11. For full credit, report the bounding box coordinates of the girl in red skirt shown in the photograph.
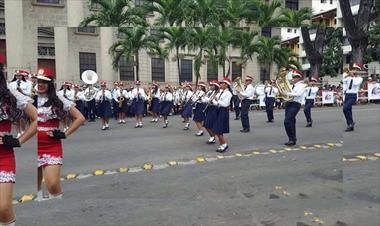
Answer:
[0,56,37,226]
[36,68,85,201]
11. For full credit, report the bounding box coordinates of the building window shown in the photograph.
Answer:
[151,57,165,82]
[119,57,135,81]
[77,27,97,34]
[180,59,193,82]
[0,23,5,35]
[261,27,271,37]
[285,0,298,10]
[207,62,218,81]
[330,0,333,4]
[287,28,292,33]
[38,46,55,57]
[79,53,96,78]
[231,62,242,81]
[36,0,60,4]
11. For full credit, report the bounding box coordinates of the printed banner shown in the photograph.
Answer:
[322,91,334,104]
[368,83,380,100]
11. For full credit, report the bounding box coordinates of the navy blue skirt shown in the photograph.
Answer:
[160,101,173,116]
[151,98,161,113]
[204,105,218,129]
[132,99,145,115]
[181,102,193,118]
[119,100,129,113]
[75,100,85,116]
[97,100,113,118]
[112,99,120,115]
[193,103,206,122]
[212,107,230,135]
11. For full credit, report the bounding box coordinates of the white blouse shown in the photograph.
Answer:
[37,93,75,122]
[0,88,32,122]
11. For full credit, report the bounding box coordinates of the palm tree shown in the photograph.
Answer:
[255,36,291,81]
[80,0,147,27]
[144,0,186,26]
[245,0,284,27]
[109,27,163,81]
[159,27,188,81]
[238,30,259,66]
[222,0,252,27]
[184,0,225,27]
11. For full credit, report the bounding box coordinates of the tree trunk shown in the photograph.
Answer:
[222,63,226,77]
[226,58,231,77]
[301,26,325,78]
[338,0,373,64]
[176,48,181,84]
[135,51,139,81]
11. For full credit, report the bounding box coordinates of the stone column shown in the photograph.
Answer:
[99,27,115,83]
[54,27,69,84]
[67,0,84,27]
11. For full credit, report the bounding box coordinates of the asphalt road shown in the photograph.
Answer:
[12,105,380,225]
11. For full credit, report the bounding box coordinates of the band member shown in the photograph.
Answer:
[283,70,306,146]
[111,81,120,120]
[264,80,278,123]
[96,81,113,130]
[36,68,85,201]
[150,82,161,123]
[203,80,219,144]
[231,84,241,120]
[0,58,37,226]
[160,85,173,128]
[237,75,255,133]
[131,81,147,128]
[343,63,364,132]
[114,82,128,124]
[193,81,207,136]
[173,86,181,115]
[9,70,31,138]
[303,77,319,127]
[84,84,98,122]
[73,84,85,118]
[58,82,74,131]
[181,83,194,130]
[212,78,233,152]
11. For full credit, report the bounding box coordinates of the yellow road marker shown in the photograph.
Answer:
[119,167,129,173]
[314,144,322,148]
[356,155,368,160]
[300,146,307,150]
[196,156,206,162]
[313,217,325,224]
[304,211,313,216]
[19,194,34,203]
[235,153,243,157]
[94,170,104,176]
[284,148,292,151]
[66,173,77,180]
[253,151,261,155]
[342,157,347,162]
[269,149,277,153]
[168,161,178,166]
[217,155,225,159]
[374,153,380,158]
[327,143,335,147]
[275,186,283,190]
[142,163,153,170]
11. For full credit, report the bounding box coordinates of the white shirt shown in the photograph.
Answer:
[73,90,85,101]
[304,86,319,100]
[95,89,112,102]
[152,89,161,99]
[182,90,194,102]
[9,80,31,96]
[131,87,147,100]
[212,89,232,108]
[264,86,278,98]
[343,76,363,94]
[57,89,74,101]
[113,89,129,102]
[161,92,173,102]
[84,87,98,101]
[287,81,306,104]
[239,84,255,100]
[192,90,206,103]
[203,90,216,104]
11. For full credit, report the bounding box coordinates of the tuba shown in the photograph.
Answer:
[274,67,294,102]
[233,77,244,93]
[118,87,125,108]
[81,70,98,101]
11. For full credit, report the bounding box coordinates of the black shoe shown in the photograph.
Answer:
[234,117,240,120]
[135,124,139,128]
[207,139,216,144]
[240,129,250,133]
[183,127,189,130]
[266,120,274,123]
[306,123,312,127]
[163,124,168,128]
[195,131,204,136]
[284,141,296,146]
[216,145,229,153]
[345,126,354,132]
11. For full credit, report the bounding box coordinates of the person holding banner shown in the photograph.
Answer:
[303,77,319,127]
[343,63,363,132]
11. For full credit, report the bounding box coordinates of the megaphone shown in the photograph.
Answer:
[81,70,98,85]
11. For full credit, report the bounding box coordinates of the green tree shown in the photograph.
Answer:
[80,0,147,26]
[320,27,343,77]
[145,0,186,26]
[109,27,163,81]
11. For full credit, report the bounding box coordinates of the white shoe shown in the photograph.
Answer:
[48,193,63,200]
[35,190,49,202]
[151,119,155,122]
[101,126,106,130]
[105,124,110,129]
[63,128,67,132]
[16,133,21,139]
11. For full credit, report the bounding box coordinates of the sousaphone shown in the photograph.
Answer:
[81,70,98,85]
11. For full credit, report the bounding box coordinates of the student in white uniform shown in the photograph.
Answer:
[343,63,364,132]
[264,80,278,123]
[236,75,255,133]
[131,81,147,128]
[160,85,174,128]
[57,81,74,131]
[95,81,113,130]
[303,77,319,127]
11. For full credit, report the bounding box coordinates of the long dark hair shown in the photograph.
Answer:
[0,64,22,120]
[41,80,66,119]
[11,74,27,82]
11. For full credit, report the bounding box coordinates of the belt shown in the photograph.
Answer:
[38,127,58,132]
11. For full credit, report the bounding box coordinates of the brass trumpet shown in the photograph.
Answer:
[274,67,294,102]
[118,87,125,108]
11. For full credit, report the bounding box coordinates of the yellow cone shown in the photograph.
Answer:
[19,194,34,203]
[94,170,104,176]
[143,163,153,170]
[196,156,206,162]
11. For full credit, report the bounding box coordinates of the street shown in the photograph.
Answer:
[13,105,379,225]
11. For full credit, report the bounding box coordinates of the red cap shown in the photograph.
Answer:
[0,54,5,65]
[352,63,363,71]
[100,81,107,86]
[37,68,55,81]
[292,70,304,79]
[63,81,72,86]
[198,81,206,87]
[221,77,232,86]
[310,77,318,82]
[135,80,141,85]
[74,84,80,88]
[186,83,192,89]
[210,80,220,87]
[245,75,254,81]
[113,81,119,85]
[119,81,124,86]
[15,69,29,76]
